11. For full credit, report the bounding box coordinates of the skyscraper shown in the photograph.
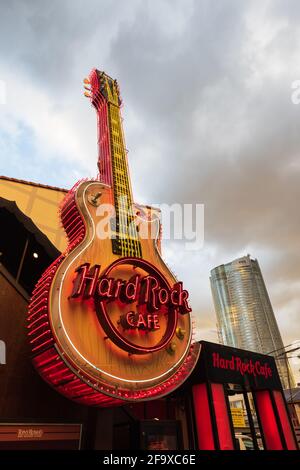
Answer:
[210,254,295,389]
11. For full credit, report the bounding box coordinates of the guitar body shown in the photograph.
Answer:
[27,71,199,406]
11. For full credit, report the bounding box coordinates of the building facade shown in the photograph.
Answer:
[0,180,297,450]
[0,67,297,450]
[210,255,295,390]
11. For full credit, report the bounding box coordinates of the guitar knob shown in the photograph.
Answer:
[176,327,186,340]
[166,341,177,355]
[88,192,101,206]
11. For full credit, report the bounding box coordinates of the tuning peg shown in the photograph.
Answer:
[84,91,91,98]
[83,77,90,84]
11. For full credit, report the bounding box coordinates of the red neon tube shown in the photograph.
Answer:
[272,390,297,450]
[211,383,234,450]
[192,383,215,450]
[254,390,283,449]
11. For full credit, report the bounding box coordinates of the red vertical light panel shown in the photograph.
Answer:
[192,383,215,450]
[254,390,283,450]
[211,383,234,450]
[272,391,298,450]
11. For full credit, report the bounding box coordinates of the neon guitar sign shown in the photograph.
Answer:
[71,257,191,354]
[27,69,200,406]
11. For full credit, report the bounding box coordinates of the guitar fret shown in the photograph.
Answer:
[107,103,142,257]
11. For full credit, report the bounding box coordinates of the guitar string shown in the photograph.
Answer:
[108,102,141,257]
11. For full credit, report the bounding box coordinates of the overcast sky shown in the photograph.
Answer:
[1,0,300,382]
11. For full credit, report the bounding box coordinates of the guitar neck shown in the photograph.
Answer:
[93,71,141,257]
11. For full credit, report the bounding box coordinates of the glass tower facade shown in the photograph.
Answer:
[210,255,295,389]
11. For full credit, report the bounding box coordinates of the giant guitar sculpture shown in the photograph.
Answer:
[27,69,200,406]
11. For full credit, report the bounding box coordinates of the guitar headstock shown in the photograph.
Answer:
[83,69,121,107]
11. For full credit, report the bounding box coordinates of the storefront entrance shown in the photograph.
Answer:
[189,341,298,450]
[227,385,263,449]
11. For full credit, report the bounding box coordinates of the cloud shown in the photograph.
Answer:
[0,0,300,382]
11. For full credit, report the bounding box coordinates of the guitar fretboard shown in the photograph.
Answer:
[108,103,142,258]
[93,71,141,258]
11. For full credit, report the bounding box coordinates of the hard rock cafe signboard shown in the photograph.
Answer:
[72,258,192,355]
[27,69,199,406]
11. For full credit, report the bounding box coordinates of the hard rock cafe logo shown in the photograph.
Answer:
[212,352,273,379]
[70,257,191,355]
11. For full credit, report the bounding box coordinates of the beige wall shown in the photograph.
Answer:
[295,403,300,425]
[0,177,67,252]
